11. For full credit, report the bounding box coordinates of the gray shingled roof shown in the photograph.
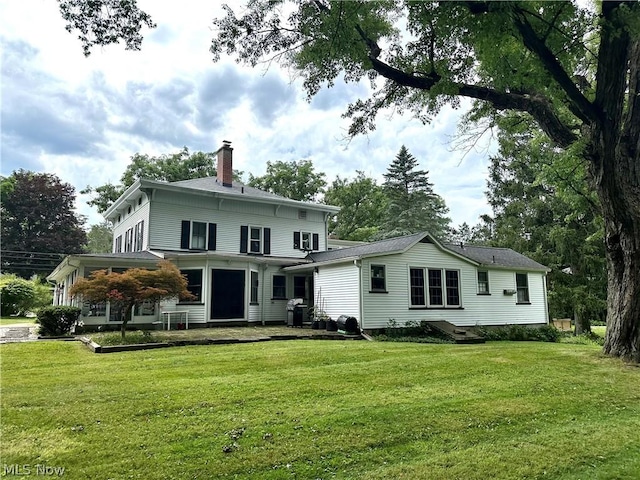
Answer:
[171,177,288,201]
[309,232,425,263]
[445,243,548,271]
[309,232,548,271]
[169,177,340,213]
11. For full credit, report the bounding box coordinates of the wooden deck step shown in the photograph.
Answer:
[424,321,486,344]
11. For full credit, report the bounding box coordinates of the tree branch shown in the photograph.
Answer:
[353,10,577,148]
[511,6,599,125]
[364,52,577,147]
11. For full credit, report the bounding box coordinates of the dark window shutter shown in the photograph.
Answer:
[312,233,319,251]
[263,228,271,254]
[181,221,191,249]
[140,220,144,251]
[240,226,248,253]
[208,223,217,251]
[293,231,300,249]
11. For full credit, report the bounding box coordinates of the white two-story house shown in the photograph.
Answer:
[48,140,550,332]
[48,141,339,329]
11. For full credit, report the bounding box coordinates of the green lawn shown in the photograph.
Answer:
[0,316,36,326]
[1,340,639,480]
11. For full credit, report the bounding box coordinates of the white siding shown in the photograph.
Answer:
[314,263,361,322]
[356,242,548,329]
[112,202,150,252]
[170,257,292,325]
[148,191,327,257]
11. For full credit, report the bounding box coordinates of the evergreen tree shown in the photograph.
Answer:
[382,146,450,239]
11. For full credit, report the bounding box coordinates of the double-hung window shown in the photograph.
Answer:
[250,227,262,253]
[445,271,460,306]
[293,231,319,251]
[370,265,386,292]
[409,268,426,306]
[301,232,311,250]
[477,271,490,294]
[516,273,530,303]
[181,221,217,251]
[410,267,461,308]
[240,226,271,254]
[428,269,444,306]
[191,222,207,250]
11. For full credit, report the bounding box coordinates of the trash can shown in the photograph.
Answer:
[287,298,306,327]
[336,315,359,334]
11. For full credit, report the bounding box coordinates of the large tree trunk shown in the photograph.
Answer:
[600,200,640,363]
[589,11,640,363]
[590,122,640,362]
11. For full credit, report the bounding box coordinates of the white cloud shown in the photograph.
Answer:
[0,0,493,230]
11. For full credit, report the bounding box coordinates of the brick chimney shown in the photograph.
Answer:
[216,140,233,187]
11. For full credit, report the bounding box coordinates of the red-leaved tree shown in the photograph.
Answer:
[69,261,193,338]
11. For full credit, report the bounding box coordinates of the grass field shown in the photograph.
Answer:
[1,340,638,479]
[0,316,36,326]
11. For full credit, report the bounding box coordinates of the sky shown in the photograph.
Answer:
[1,0,495,229]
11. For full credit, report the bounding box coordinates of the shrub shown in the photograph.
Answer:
[559,332,605,346]
[0,275,35,316]
[32,279,53,310]
[477,324,561,343]
[0,274,52,316]
[36,306,81,336]
[95,331,156,346]
[533,325,562,342]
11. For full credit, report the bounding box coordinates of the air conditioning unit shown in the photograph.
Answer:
[503,289,517,295]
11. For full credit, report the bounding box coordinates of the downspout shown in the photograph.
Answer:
[324,213,330,250]
[260,263,267,326]
[354,259,364,332]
